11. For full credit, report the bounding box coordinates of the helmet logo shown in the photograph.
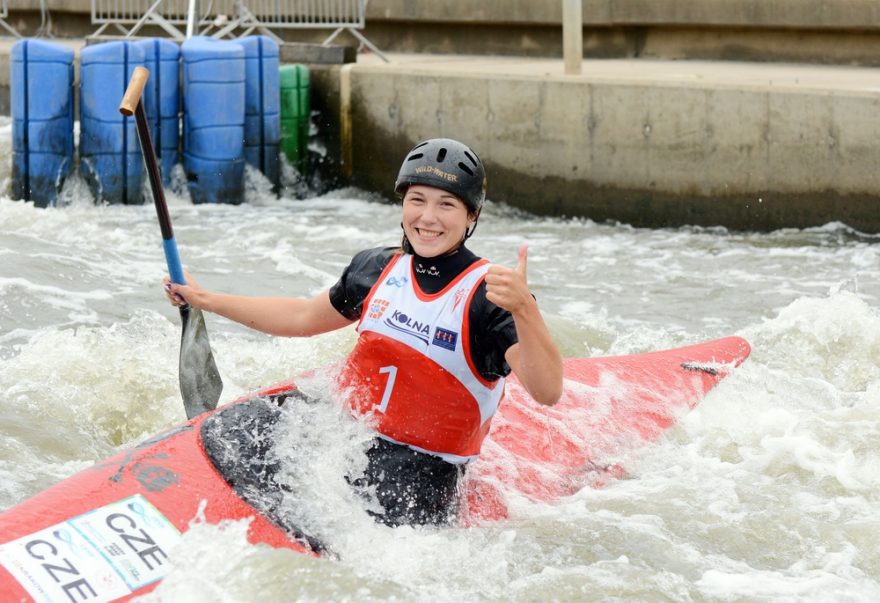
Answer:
[414,165,459,183]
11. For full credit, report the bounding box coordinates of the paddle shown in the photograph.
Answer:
[120,66,223,419]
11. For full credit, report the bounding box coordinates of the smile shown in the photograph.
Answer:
[415,228,443,238]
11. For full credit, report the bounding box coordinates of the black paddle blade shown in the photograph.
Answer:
[178,306,223,419]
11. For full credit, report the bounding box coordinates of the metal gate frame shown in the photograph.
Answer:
[90,0,229,41]
[89,0,388,61]
[0,0,22,38]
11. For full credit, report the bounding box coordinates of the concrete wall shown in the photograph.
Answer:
[368,0,880,28]
[13,0,880,28]
[328,60,880,231]
[7,0,880,64]
[357,0,880,65]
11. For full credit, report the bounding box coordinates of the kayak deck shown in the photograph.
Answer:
[463,336,750,520]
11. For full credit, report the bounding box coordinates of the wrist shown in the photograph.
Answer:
[198,291,215,313]
[511,296,540,322]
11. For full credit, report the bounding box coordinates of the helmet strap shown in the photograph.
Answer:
[464,209,481,240]
[400,223,414,254]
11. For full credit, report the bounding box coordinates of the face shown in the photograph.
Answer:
[402,185,475,257]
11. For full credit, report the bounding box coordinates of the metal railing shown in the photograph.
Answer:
[89,0,387,60]
[91,0,231,40]
[0,0,22,38]
[229,0,365,28]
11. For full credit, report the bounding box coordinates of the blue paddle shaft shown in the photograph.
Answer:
[163,236,187,285]
[130,93,186,288]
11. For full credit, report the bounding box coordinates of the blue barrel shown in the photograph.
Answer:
[10,40,75,208]
[181,36,245,204]
[236,36,280,190]
[79,41,146,205]
[135,38,180,186]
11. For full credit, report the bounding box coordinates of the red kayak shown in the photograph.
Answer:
[0,336,749,602]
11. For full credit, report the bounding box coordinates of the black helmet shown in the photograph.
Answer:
[394,138,486,213]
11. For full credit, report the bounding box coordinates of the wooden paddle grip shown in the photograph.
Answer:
[119,67,150,116]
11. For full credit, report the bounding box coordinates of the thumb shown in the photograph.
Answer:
[516,244,528,277]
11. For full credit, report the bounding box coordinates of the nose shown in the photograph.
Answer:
[419,201,438,223]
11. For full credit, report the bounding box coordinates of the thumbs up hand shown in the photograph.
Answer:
[487,244,563,406]
[485,244,535,316]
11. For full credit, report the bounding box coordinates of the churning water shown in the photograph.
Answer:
[1,120,879,601]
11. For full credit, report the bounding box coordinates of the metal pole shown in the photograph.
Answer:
[186,0,198,37]
[563,0,582,75]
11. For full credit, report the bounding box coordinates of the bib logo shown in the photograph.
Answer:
[384,310,431,345]
[432,327,458,351]
[452,288,467,312]
[386,276,408,288]
[367,298,390,320]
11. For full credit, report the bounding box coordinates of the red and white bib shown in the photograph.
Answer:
[337,253,505,463]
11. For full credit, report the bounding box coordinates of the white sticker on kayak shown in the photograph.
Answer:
[0,494,181,603]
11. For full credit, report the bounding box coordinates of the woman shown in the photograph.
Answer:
[165,138,563,526]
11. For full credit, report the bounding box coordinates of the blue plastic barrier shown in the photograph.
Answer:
[236,36,281,190]
[181,36,245,204]
[135,38,180,186]
[79,41,146,205]
[10,40,75,208]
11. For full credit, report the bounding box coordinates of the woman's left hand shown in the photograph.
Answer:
[489,244,563,406]
[485,244,536,316]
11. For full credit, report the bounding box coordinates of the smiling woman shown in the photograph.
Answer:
[163,137,563,527]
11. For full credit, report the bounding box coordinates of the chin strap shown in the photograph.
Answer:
[400,228,414,254]
[464,208,481,240]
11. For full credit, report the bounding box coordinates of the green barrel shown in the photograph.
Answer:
[279,64,310,176]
